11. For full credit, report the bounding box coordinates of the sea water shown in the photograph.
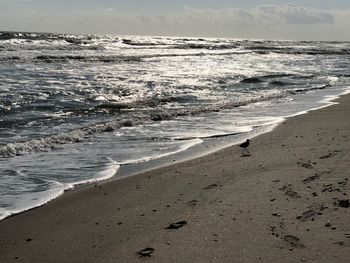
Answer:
[0,32,349,220]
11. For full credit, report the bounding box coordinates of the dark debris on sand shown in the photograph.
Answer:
[138,247,155,257]
[338,199,350,208]
[165,221,187,230]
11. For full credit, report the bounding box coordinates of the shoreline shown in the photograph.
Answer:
[0,86,348,222]
[1,92,350,262]
[115,87,349,179]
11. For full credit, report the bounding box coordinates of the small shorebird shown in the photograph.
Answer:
[239,139,250,155]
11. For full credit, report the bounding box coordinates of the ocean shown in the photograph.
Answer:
[0,31,349,220]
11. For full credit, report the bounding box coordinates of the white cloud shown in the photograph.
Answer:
[0,4,349,40]
[158,4,346,40]
[254,4,334,25]
[182,4,335,27]
[124,4,344,40]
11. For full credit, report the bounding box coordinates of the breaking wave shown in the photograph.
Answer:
[0,90,287,158]
[0,51,251,64]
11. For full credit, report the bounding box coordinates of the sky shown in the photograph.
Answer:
[1,0,350,40]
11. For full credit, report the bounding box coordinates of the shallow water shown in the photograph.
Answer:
[0,32,349,220]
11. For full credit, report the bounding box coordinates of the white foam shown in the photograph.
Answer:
[66,158,120,187]
[0,182,66,221]
[0,208,12,221]
[119,138,203,165]
[284,86,350,119]
[0,158,120,221]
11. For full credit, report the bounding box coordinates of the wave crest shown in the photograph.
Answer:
[0,90,287,158]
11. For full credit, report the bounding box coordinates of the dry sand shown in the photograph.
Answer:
[1,94,350,263]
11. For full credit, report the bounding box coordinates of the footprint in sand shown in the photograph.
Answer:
[297,210,316,222]
[280,185,301,199]
[297,159,314,169]
[284,235,305,249]
[204,184,218,190]
[187,200,199,207]
[303,174,320,183]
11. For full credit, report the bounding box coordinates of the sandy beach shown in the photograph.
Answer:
[1,93,350,263]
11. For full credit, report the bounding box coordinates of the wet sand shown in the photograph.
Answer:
[1,94,350,263]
